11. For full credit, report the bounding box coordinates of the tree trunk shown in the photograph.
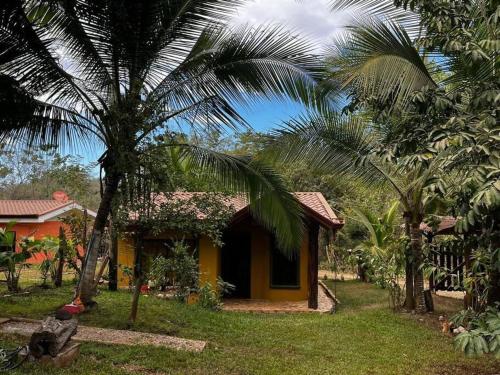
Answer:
[463,236,474,309]
[29,317,77,358]
[128,234,144,326]
[487,233,500,306]
[403,214,415,310]
[77,171,121,305]
[54,227,67,287]
[410,221,426,313]
[108,214,118,291]
[308,222,319,309]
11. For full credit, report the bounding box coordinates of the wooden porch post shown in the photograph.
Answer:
[308,222,320,309]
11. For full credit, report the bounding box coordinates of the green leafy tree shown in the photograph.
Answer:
[330,0,500,308]
[270,111,445,312]
[0,0,322,305]
[0,147,100,209]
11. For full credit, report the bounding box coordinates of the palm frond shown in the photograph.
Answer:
[175,144,304,254]
[152,24,325,117]
[0,1,101,112]
[269,110,404,195]
[330,20,436,110]
[329,0,421,36]
[0,97,102,152]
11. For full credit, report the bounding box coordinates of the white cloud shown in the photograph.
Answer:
[231,0,347,51]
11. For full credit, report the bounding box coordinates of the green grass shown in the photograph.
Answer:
[1,281,498,374]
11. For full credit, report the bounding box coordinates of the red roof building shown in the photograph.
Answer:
[0,192,96,263]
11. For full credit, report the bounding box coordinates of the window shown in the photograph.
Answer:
[0,231,16,253]
[270,243,300,288]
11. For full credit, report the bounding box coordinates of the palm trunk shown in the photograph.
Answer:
[410,221,426,313]
[403,214,415,310]
[77,171,121,305]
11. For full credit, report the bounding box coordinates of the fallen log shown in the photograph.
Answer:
[28,317,77,358]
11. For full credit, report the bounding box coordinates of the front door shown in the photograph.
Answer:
[220,233,251,298]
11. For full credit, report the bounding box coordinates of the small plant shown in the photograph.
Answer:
[198,282,220,310]
[166,241,199,301]
[197,277,235,311]
[37,236,59,287]
[120,265,134,291]
[451,304,500,358]
[148,255,170,290]
[144,241,199,300]
[0,229,39,292]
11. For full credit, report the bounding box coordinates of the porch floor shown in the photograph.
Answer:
[223,284,334,313]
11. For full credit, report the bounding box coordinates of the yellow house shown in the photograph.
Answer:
[117,192,343,309]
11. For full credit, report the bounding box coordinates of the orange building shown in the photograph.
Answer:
[0,192,96,263]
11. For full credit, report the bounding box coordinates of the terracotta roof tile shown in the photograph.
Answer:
[0,200,74,217]
[420,216,457,235]
[147,192,343,228]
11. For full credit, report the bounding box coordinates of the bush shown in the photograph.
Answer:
[452,304,500,358]
[144,241,199,301]
[197,277,235,311]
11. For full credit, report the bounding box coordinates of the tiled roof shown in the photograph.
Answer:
[0,200,74,217]
[294,192,342,226]
[149,192,343,228]
[420,216,457,235]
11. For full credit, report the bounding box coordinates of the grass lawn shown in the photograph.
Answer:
[0,280,498,374]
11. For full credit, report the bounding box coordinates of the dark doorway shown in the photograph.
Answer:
[221,233,251,298]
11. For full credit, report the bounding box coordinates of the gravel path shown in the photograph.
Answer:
[0,319,206,352]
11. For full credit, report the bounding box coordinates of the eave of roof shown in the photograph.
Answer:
[0,200,97,223]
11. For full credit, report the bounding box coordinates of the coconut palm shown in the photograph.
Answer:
[329,19,437,113]
[0,0,322,305]
[270,110,444,312]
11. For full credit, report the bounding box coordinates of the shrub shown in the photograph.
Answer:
[0,231,39,292]
[197,277,235,311]
[452,304,500,358]
[144,241,199,301]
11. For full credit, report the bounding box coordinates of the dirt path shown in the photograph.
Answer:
[0,318,206,352]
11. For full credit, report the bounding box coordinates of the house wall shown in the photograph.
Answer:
[0,221,66,264]
[249,227,309,301]
[116,226,311,302]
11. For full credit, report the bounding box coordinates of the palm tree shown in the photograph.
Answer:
[354,200,400,255]
[0,0,322,305]
[353,201,405,308]
[270,110,443,312]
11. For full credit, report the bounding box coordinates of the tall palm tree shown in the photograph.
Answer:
[0,0,321,305]
[270,110,443,312]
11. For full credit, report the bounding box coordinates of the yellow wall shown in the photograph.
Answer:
[249,227,309,301]
[117,228,310,302]
[198,235,220,288]
[117,236,135,287]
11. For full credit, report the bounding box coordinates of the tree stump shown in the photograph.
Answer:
[424,289,434,312]
[28,317,77,358]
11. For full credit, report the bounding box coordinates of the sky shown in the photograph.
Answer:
[229,0,342,132]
